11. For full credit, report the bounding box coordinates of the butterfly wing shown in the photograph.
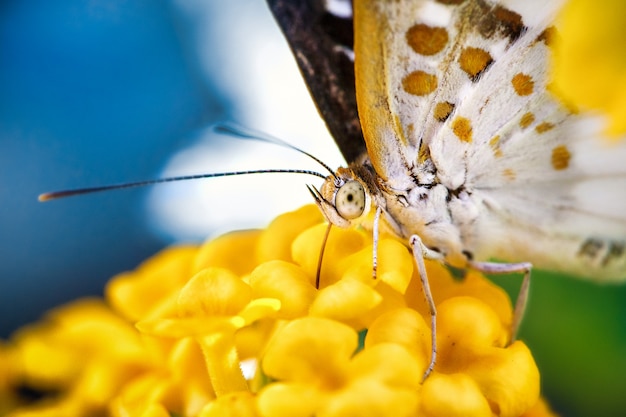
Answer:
[353,0,626,280]
[267,0,366,163]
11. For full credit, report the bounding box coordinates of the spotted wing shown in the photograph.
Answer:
[353,0,626,280]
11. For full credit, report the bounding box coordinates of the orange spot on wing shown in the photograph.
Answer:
[535,122,554,133]
[551,145,571,170]
[477,4,525,42]
[512,73,534,96]
[406,24,449,56]
[502,168,516,180]
[519,112,535,129]
[489,135,503,157]
[537,26,557,46]
[458,47,493,81]
[451,117,473,143]
[434,101,455,122]
[493,6,524,40]
[403,71,438,96]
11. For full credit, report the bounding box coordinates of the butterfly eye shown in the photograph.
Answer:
[335,180,366,220]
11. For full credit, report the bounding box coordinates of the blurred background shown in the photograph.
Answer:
[0,1,625,416]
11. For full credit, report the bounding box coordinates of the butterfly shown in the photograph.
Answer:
[268,0,626,378]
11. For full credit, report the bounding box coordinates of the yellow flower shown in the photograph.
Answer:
[110,337,215,417]
[1,342,22,415]
[553,0,626,136]
[5,299,154,416]
[257,317,422,417]
[2,205,553,417]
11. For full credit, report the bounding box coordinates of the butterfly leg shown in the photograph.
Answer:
[371,206,383,279]
[468,261,532,342]
[409,234,442,382]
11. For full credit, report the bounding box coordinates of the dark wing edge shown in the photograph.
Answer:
[266,0,366,163]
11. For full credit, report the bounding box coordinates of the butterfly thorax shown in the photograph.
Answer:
[318,153,478,269]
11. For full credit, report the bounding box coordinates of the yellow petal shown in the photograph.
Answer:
[436,297,508,372]
[177,268,252,318]
[13,323,78,387]
[420,373,491,417]
[106,245,198,321]
[248,260,317,318]
[406,262,513,330]
[341,239,413,294]
[348,343,422,390]
[197,331,249,396]
[309,279,382,329]
[200,391,258,417]
[0,343,20,414]
[321,378,419,417]
[257,382,321,417]
[109,373,173,417]
[73,359,142,406]
[193,230,262,276]
[465,342,540,417]
[235,318,276,360]
[256,204,324,263]
[165,338,216,415]
[262,317,357,385]
[14,299,147,387]
[292,224,367,286]
[237,298,282,325]
[136,316,244,338]
[138,403,172,417]
[365,308,431,365]
[168,338,212,387]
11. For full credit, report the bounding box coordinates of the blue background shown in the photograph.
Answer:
[0,0,231,336]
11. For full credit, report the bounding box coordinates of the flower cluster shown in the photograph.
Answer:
[1,205,554,416]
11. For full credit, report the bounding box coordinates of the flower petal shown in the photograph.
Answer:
[262,317,357,385]
[257,204,324,263]
[248,260,317,318]
[200,391,258,417]
[178,268,252,318]
[465,342,540,417]
[106,246,198,321]
[341,239,414,294]
[348,343,422,390]
[365,308,431,366]
[193,230,262,276]
[257,382,321,417]
[436,297,508,371]
[321,378,419,417]
[309,279,382,329]
[420,373,491,417]
[292,224,367,285]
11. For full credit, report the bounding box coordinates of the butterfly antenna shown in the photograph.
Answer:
[213,123,337,179]
[39,169,326,202]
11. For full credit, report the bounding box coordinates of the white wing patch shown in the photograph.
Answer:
[358,0,626,280]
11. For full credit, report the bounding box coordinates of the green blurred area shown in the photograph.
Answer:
[489,271,626,417]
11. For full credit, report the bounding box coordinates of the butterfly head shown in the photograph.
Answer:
[308,167,377,228]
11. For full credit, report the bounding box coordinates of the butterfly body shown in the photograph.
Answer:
[310,0,626,283]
